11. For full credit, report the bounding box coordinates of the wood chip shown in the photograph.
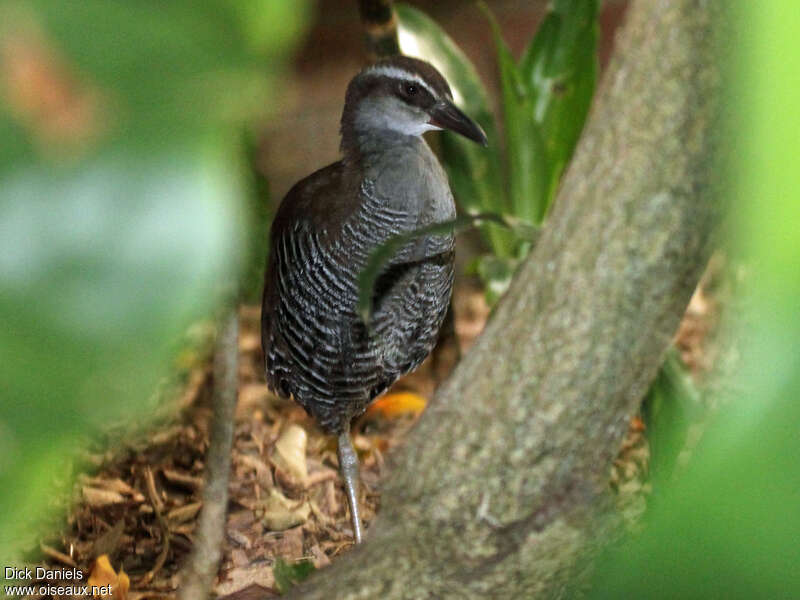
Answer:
[237,454,273,490]
[309,544,331,568]
[166,502,202,525]
[92,519,126,559]
[306,468,337,487]
[237,383,271,420]
[227,529,253,550]
[81,476,145,502]
[161,469,203,492]
[83,486,126,507]
[230,548,250,568]
[40,543,78,567]
[218,583,278,600]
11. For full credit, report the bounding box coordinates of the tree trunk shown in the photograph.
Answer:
[293,0,719,596]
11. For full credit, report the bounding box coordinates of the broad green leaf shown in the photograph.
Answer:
[520,0,598,217]
[481,3,550,226]
[240,128,274,301]
[396,3,514,257]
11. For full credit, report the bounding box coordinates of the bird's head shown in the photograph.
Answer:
[341,56,488,148]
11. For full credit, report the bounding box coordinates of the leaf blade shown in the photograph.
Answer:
[519,0,599,217]
[396,3,514,256]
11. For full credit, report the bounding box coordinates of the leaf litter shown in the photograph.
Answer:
[27,268,721,598]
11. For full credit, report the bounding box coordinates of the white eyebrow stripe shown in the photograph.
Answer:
[365,65,438,99]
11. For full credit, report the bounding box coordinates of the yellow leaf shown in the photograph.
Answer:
[366,392,427,418]
[88,554,129,599]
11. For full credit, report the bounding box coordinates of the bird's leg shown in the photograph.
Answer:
[337,426,364,543]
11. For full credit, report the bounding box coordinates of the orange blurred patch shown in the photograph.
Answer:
[365,392,427,419]
[87,554,129,599]
[0,11,108,156]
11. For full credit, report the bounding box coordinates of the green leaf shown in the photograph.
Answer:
[642,348,705,486]
[475,254,518,305]
[274,558,315,594]
[519,0,599,217]
[480,2,550,226]
[395,3,514,257]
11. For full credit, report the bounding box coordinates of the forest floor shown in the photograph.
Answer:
[27,257,723,600]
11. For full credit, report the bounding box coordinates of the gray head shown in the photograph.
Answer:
[340,56,487,152]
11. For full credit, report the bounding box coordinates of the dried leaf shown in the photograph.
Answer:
[214,565,276,597]
[270,526,304,560]
[238,453,273,489]
[366,392,428,419]
[309,544,331,568]
[261,489,310,531]
[167,501,202,525]
[237,383,271,418]
[87,554,129,599]
[83,487,126,507]
[161,469,203,491]
[271,425,308,484]
[82,476,145,501]
[218,583,278,600]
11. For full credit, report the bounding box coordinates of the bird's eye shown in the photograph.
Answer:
[405,83,418,96]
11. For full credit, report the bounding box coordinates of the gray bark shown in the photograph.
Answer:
[293,0,720,596]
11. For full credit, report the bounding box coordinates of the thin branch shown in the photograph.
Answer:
[179,309,239,600]
[141,466,170,585]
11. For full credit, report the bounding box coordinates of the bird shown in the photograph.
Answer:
[261,55,487,543]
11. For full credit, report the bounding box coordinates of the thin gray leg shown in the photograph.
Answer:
[337,427,363,543]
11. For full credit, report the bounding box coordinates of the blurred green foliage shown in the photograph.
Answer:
[642,348,704,488]
[589,4,800,597]
[0,0,309,561]
[397,1,597,301]
[273,558,315,595]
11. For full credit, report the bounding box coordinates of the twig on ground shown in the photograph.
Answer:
[141,466,171,584]
[178,309,239,600]
[40,543,78,568]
